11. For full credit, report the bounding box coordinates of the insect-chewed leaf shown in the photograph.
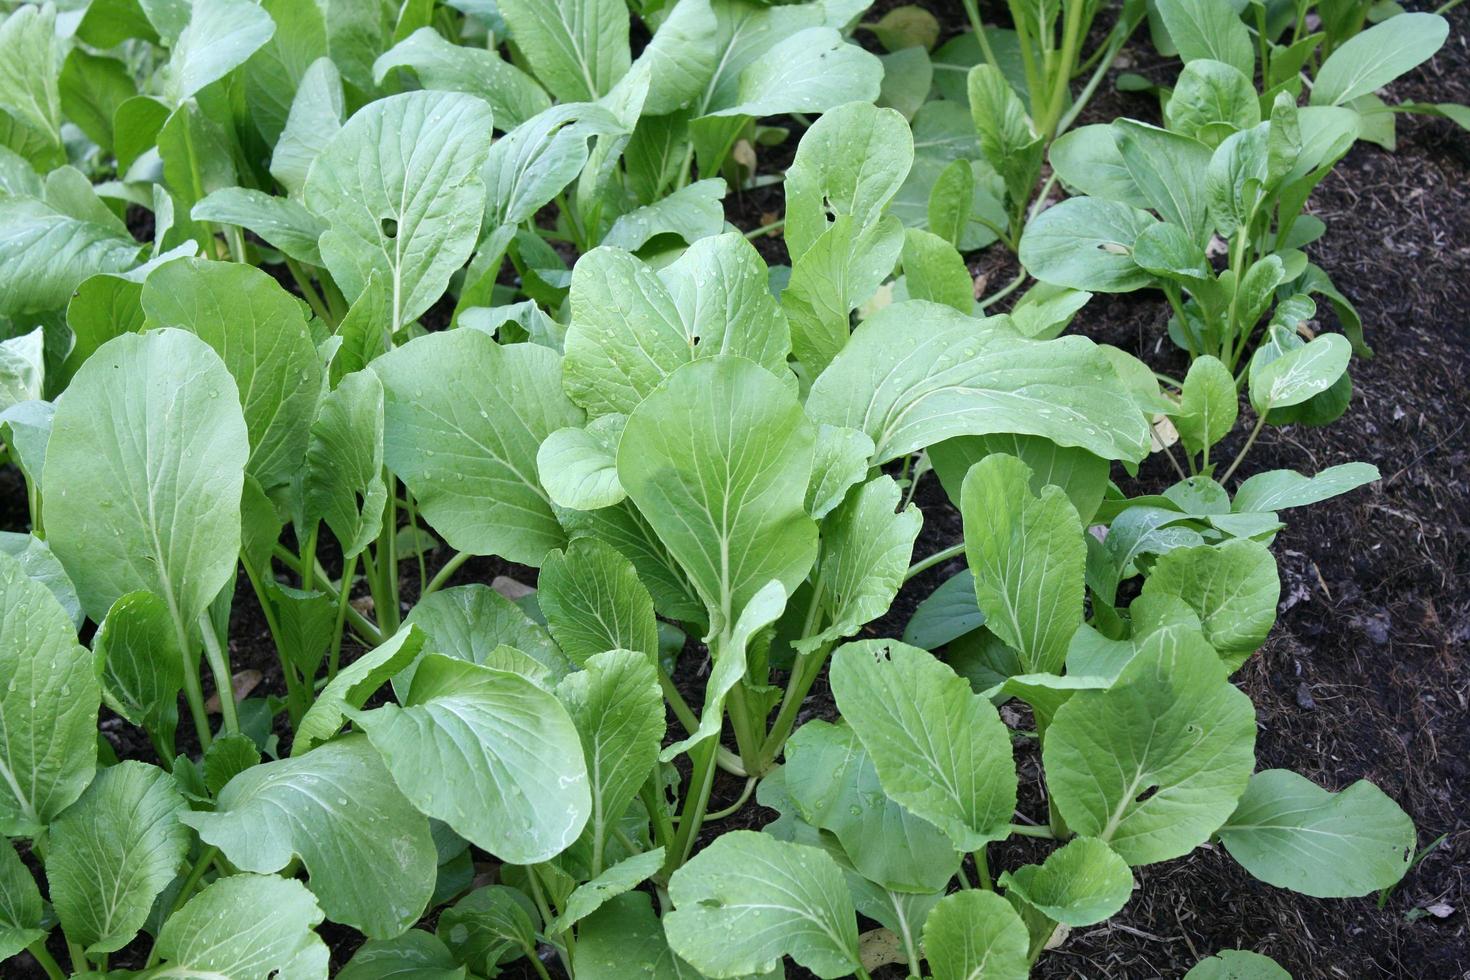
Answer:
[152,873,330,978]
[1217,769,1415,898]
[43,329,248,625]
[355,654,590,864]
[1140,538,1279,668]
[830,639,1017,851]
[47,761,188,954]
[182,735,437,938]
[1184,949,1291,979]
[807,301,1151,464]
[666,830,862,979]
[540,539,659,665]
[921,890,1030,980]
[997,836,1134,927]
[1019,196,1160,293]
[304,90,493,333]
[961,453,1085,674]
[1043,627,1256,865]
[374,329,580,567]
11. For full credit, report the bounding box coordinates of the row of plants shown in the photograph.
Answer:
[0,0,1454,977]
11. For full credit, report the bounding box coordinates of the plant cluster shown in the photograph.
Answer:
[0,0,1451,978]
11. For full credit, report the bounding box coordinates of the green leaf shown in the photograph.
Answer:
[183,735,436,938]
[666,830,861,979]
[397,585,567,696]
[784,101,912,261]
[374,329,579,565]
[242,0,327,144]
[1140,539,1279,666]
[95,590,183,757]
[1155,0,1253,78]
[152,874,329,978]
[1233,462,1379,512]
[44,329,247,623]
[1019,197,1160,293]
[931,432,1109,525]
[564,232,792,418]
[601,178,728,252]
[806,424,875,521]
[496,0,629,102]
[878,46,933,119]
[928,157,974,248]
[1175,356,1238,457]
[1166,60,1261,147]
[547,847,665,934]
[556,650,663,866]
[163,0,276,103]
[1049,124,1148,207]
[294,624,426,755]
[1184,949,1291,979]
[191,188,325,266]
[704,28,882,122]
[1217,768,1415,898]
[0,197,141,318]
[0,840,44,960]
[47,761,188,954]
[921,890,1030,980]
[1113,120,1214,245]
[966,64,1043,206]
[539,539,658,664]
[356,654,590,863]
[902,568,984,650]
[1043,628,1256,865]
[807,301,1151,464]
[304,91,494,334]
[961,453,1085,674]
[340,930,466,980]
[997,836,1133,926]
[618,355,816,634]
[830,639,1017,851]
[59,49,136,154]
[560,501,706,627]
[142,258,322,492]
[373,27,550,132]
[784,214,906,377]
[537,414,626,511]
[901,227,973,313]
[785,720,960,893]
[269,56,343,196]
[576,891,717,980]
[1312,13,1448,107]
[303,369,386,558]
[0,5,62,159]
[435,885,537,975]
[1248,331,1351,414]
[0,328,43,413]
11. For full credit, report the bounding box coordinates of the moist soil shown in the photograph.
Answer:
[8,3,1468,977]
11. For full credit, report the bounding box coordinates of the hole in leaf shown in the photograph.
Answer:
[1135,784,1159,804]
[381,217,399,239]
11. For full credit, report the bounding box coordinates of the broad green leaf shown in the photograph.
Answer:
[537,414,626,511]
[564,232,792,418]
[1019,197,1160,293]
[799,476,921,653]
[1175,356,1238,457]
[48,761,188,954]
[95,590,183,757]
[142,259,322,492]
[577,891,719,980]
[269,56,343,196]
[294,624,426,754]
[921,890,1030,980]
[374,329,579,565]
[784,214,906,377]
[0,197,141,317]
[1113,120,1213,244]
[1141,538,1278,666]
[0,327,42,412]
[243,0,327,144]
[539,539,658,664]
[397,585,567,696]
[967,64,1042,205]
[928,157,974,247]
[1217,768,1414,898]
[1248,332,1351,414]
[996,836,1133,926]
[183,735,436,938]
[830,639,1017,851]
[618,356,816,634]
[356,654,590,863]
[0,840,43,959]
[1233,462,1379,512]
[961,453,1085,674]
[303,369,386,558]
[807,301,1151,464]
[44,329,247,624]
[560,501,707,627]
[1166,60,1261,147]
[931,432,1110,524]
[163,0,276,103]
[191,188,325,266]
[634,0,719,116]
[304,91,494,334]
[901,227,973,313]
[1155,0,1253,78]
[901,568,984,650]
[497,0,630,102]
[1184,949,1291,979]
[1312,13,1448,108]
[0,533,75,633]
[601,177,727,252]
[666,830,861,979]
[1043,628,1256,865]
[785,720,960,894]
[547,848,665,934]
[0,5,62,159]
[435,885,537,975]
[556,650,663,868]
[1049,124,1148,207]
[806,424,875,520]
[878,46,933,119]
[203,733,260,795]
[152,874,329,978]
[340,930,466,980]
[59,49,135,154]
[703,27,882,122]
[481,103,623,229]
[784,101,912,261]
[374,27,550,131]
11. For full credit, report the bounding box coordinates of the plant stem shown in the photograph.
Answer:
[973,846,993,890]
[284,258,334,325]
[1222,409,1269,483]
[327,552,359,683]
[422,549,470,598]
[743,217,785,240]
[198,614,240,737]
[904,541,965,582]
[1009,822,1056,839]
[240,559,305,723]
[26,941,64,980]
[173,616,212,752]
[704,778,757,821]
[667,735,721,872]
[273,546,384,645]
[978,268,1029,311]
